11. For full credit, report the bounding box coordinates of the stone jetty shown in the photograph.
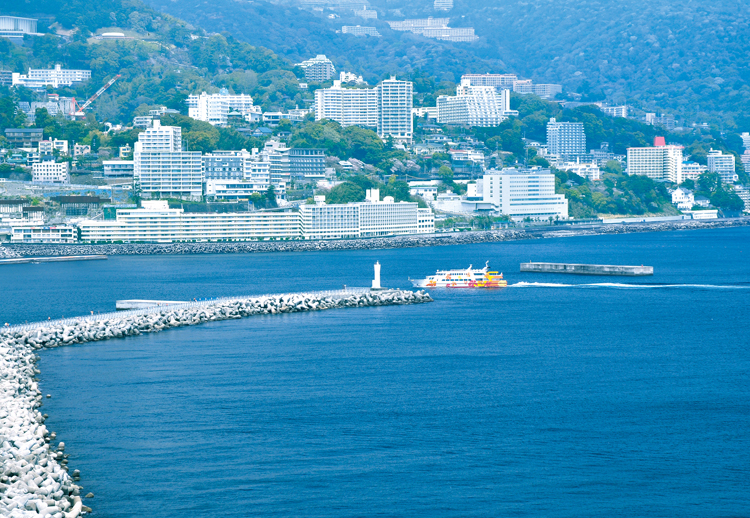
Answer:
[0,288,432,517]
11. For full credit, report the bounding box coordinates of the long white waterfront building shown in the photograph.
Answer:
[77,192,435,243]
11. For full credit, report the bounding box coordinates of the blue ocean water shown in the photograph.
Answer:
[2,228,750,516]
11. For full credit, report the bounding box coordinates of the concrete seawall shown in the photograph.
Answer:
[521,262,654,276]
[0,288,432,517]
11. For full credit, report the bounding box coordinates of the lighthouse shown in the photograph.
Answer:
[372,261,382,290]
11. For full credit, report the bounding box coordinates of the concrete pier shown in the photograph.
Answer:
[521,262,654,276]
[0,254,107,265]
[116,299,188,310]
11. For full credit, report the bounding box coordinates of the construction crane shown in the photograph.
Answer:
[71,74,121,118]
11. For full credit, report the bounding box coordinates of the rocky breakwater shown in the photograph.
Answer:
[0,246,21,259]
[7,230,533,257]
[0,288,432,517]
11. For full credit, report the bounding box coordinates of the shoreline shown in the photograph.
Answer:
[1,218,748,258]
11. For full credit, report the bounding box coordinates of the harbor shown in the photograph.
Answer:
[520,262,654,276]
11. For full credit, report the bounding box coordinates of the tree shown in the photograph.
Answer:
[710,188,745,213]
[438,165,454,182]
[265,185,278,208]
[698,172,721,194]
[325,182,365,204]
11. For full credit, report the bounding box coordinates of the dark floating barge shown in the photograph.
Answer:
[521,262,654,276]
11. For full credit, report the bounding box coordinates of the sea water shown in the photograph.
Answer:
[2,228,749,517]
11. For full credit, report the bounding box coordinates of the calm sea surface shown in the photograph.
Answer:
[2,228,750,517]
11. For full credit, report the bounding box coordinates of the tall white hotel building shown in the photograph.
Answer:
[315,77,413,141]
[133,120,203,200]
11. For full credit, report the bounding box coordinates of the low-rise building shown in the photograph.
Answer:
[103,160,134,178]
[4,128,43,149]
[205,179,286,203]
[341,26,381,37]
[38,139,69,155]
[681,161,708,181]
[555,160,601,181]
[73,143,91,157]
[12,65,91,89]
[32,162,69,184]
[10,225,77,244]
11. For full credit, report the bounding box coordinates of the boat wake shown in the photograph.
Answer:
[509,282,750,290]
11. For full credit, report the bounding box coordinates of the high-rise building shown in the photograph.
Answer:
[314,80,378,127]
[626,138,683,183]
[437,79,516,127]
[477,168,568,220]
[134,120,203,200]
[296,55,336,82]
[289,149,327,182]
[202,150,252,181]
[546,118,586,158]
[377,77,413,141]
[707,149,738,183]
[315,78,415,140]
[187,90,260,126]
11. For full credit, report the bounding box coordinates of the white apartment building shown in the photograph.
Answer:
[38,139,69,155]
[477,168,568,220]
[707,149,738,183]
[388,18,450,30]
[601,105,628,118]
[103,160,135,178]
[260,140,292,186]
[547,118,586,158]
[340,71,366,84]
[32,162,69,184]
[79,201,300,243]
[315,80,378,127]
[681,161,707,181]
[342,26,381,37]
[299,189,434,239]
[386,17,476,42]
[134,120,203,199]
[187,90,260,126]
[13,65,91,89]
[296,55,336,82]
[434,0,453,10]
[671,187,695,210]
[377,77,413,142]
[203,150,252,181]
[627,144,683,183]
[733,185,750,212]
[437,79,515,127]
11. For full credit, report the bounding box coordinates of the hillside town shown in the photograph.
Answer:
[1,15,748,244]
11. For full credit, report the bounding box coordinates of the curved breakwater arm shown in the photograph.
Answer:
[0,288,432,517]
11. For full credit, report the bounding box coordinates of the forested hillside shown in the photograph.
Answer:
[145,0,750,128]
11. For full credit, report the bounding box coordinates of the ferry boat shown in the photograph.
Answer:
[410,262,507,289]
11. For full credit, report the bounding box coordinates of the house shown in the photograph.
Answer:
[671,187,695,210]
